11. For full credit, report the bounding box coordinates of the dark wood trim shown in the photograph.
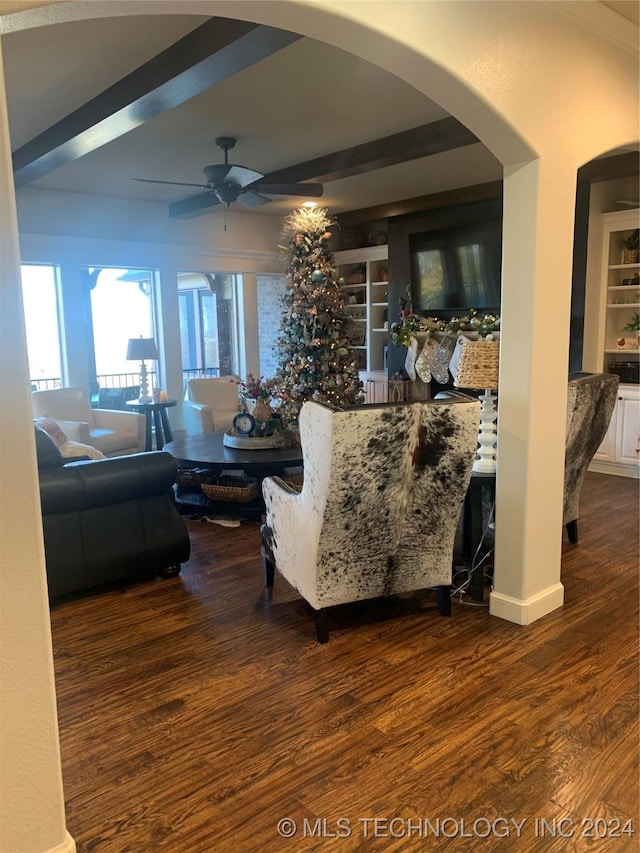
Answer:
[12,18,301,188]
[336,180,503,227]
[262,118,478,186]
[577,151,639,184]
[570,180,591,373]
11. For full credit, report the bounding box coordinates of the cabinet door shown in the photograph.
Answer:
[359,371,388,404]
[615,391,640,467]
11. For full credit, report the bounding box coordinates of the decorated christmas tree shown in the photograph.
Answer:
[274,206,363,418]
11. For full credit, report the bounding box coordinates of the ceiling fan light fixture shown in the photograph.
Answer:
[302,201,318,208]
[215,186,239,206]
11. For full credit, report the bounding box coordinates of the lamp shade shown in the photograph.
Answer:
[126,337,158,361]
[453,338,500,390]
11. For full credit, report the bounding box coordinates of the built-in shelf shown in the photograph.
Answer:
[335,245,389,376]
[591,209,640,478]
[606,303,640,308]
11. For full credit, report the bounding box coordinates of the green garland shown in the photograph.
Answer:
[390,309,501,347]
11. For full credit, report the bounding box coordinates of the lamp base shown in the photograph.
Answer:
[473,388,498,474]
[138,361,152,404]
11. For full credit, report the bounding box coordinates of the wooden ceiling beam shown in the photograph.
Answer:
[12,18,301,188]
[336,180,503,226]
[261,117,478,185]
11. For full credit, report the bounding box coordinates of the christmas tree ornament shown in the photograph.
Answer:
[311,269,324,283]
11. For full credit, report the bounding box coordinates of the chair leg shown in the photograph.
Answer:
[566,520,578,544]
[437,585,451,616]
[314,608,329,643]
[262,553,275,588]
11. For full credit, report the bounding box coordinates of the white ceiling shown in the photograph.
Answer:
[1,4,637,220]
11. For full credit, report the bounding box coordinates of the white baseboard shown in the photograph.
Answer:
[589,460,639,479]
[46,831,76,853]
[489,583,564,624]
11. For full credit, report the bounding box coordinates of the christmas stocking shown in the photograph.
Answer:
[404,335,419,381]
[431,334,457,384]
[415,337,439,383]
[448,335,468,384]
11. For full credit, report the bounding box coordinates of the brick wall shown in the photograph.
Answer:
[257,274,287,378]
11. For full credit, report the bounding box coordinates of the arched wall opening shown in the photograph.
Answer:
[0,3,638,850]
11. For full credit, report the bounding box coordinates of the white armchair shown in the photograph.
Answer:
[183,377,241,436]
[261,397,480,642]
[32,387,145,457]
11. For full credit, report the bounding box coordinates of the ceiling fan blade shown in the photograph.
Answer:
[133,178,211,190]
[237,190,272,208]
[169,191,222,219]
[203,164,231,185]
[255,182,324,197]
[226,164,264,188]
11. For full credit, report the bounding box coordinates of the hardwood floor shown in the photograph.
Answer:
[49,472,639,852]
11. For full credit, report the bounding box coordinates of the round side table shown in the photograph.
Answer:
[126,399,177,451]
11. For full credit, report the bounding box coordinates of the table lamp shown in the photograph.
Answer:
[126,336,159,403]
[453,335,500,473]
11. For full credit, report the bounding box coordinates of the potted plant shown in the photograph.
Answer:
[621,229,639,264]
[235,374,278,420]
[623,312,640,346]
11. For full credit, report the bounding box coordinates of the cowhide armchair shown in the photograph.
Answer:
[564,372,619,543]
[261,397,480,643]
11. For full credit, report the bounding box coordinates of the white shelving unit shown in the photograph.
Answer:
[590,209,640,478]
[335,246,389,401]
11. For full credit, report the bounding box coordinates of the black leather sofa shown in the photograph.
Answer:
[35,426,191,598]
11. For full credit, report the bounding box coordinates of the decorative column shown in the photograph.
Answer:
[0,41,75,853]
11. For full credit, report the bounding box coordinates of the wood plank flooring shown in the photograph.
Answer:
[49,472,639,852]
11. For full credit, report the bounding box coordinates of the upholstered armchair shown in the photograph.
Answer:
[564,372,619,543]
[32,386,145,457]
[183,377,241,436]
[261,397,481,642]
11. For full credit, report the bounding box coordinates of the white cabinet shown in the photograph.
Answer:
[587,210,639,478]
[359,370,388,404]
[616,388,640,467]
[335,246,389,375]
[591,385,640,478]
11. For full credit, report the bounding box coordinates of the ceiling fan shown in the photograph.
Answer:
[133,137,323,217]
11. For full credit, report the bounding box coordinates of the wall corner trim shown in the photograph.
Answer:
[43,831,76,853]
[489,583,565,625]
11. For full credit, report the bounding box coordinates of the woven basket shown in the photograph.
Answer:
[282,472,304,492]
[201,475,259,503]
[454,339,500,389]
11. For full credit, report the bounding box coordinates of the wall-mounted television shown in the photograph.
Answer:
[409,220,502,316]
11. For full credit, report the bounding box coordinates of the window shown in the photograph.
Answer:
[86,267,156,388]
[178,272,239,378]
[21,264,63,389]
